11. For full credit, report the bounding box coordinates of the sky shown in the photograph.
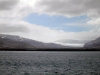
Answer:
[24,14,91,32]
[0,0,100,47]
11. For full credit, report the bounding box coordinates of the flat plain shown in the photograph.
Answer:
[0,51,100,75]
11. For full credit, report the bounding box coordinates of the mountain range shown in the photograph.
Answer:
[0,34,69,50]
[0,34,100,50]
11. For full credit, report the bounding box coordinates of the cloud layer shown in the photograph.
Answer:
[32,0,100,26]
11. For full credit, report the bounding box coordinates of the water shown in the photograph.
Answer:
[0,51,100,75]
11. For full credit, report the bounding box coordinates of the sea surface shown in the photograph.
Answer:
[0,51,100,75]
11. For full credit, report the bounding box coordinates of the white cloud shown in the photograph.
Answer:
[0,18,99,46]
[1,0,100,19]
[31,0,100,27]
[87,18,100,25]
[29,0,100,17]
[1,19,99,44]
[1,0,100,20]
[0,19,66,43]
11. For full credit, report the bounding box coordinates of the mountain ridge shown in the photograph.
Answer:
[84,37,100,49]
[0,34,69,50]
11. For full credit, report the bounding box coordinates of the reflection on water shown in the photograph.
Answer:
[0,51,100,75]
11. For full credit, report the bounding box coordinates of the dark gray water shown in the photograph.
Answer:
[0,51,100,75]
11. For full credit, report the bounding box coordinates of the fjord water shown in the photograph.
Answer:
[0,51,100,75]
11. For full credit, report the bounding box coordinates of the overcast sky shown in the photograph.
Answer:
[0,0,100,47]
